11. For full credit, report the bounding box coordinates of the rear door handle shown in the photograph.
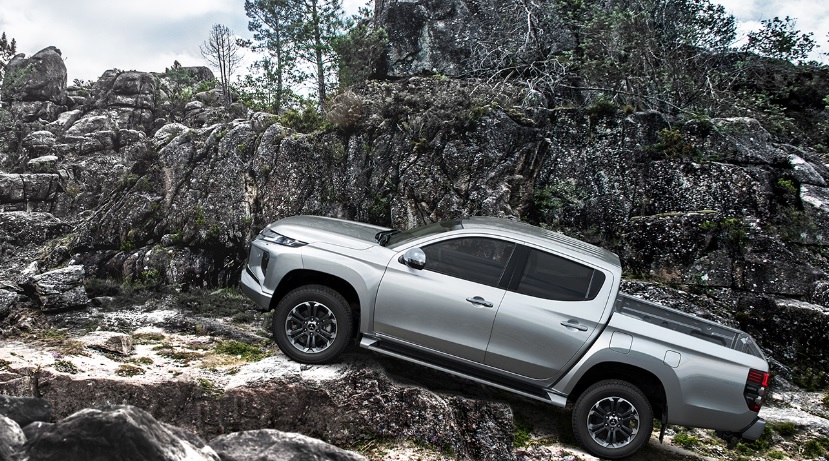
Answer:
[466,296,494,308]
[560,321,588,332]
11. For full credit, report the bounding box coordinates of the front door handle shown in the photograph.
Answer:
[466,296,494,308]
[560,321,589,332]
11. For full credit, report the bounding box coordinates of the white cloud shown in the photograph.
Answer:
[0,0,250,81]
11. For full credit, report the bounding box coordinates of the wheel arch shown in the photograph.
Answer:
[567,362,667,418]
[271,269,362,334]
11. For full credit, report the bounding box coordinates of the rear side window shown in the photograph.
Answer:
[423,237,515,287]
[516,248,605,301]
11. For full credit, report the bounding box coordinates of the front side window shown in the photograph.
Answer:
[422,237,515,287]
[516,248,605,301]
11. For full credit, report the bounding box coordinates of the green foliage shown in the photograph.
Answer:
[196,377,224,398]
[196,79,218,93]
[772,421,797,437]
[119,236,136,252]
[699,217,748,246]
[672,432,699,448]
[824,392,829,408]
[793,367,829,391]
[512,418,533,447]
[194,206,206,225]
[0,31,17,61]
[744,16,816,63]
[533,180,585,214]
[278,103,328,132]
[572,0,736,112]
[115,364,145,377]
[586,96,619,123]
[54,358,79,374]
[803,438,829,458]
[245,0,346,111]
[649,128,698,158]
[767,450,785,459]
[776,178,798,195]
[332,10,388,87]
[0,31,18,81]
[213,340,267,362]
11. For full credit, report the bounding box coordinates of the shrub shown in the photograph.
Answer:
[213,340,267,362]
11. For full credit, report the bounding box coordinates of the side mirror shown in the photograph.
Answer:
[399,247,426,270]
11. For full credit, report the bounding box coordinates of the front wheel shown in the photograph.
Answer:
[572,379,653,459]
[272,285,353,364]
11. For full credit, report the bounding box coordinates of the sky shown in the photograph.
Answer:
[0,0,826,84]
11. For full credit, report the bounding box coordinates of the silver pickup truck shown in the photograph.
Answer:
[240,215,769,459]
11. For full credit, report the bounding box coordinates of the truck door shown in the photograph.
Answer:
[373,237,515,363]
[485,246,612,380]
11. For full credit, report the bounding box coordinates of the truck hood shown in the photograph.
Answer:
[267,215,390,250]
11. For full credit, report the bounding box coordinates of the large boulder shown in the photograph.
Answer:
[0,212,69,247]
[1,46,67,104]
[209,429,369,461]
[18,405,220,461]
[375,0,573,77]
[35,357,514,460]
[0,396,52,427]
[27,265,88,311]
[0,414,25,461]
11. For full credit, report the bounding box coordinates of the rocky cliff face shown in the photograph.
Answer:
[2,41,829,378]
[2,0,829,457]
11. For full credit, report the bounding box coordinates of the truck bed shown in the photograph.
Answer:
[615,294,765,359]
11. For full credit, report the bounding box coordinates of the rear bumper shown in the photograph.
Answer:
[740,417,766,441]
[240,266,272,311]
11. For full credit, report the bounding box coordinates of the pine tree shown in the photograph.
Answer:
[245,0,346,113]
[245,0,302,113]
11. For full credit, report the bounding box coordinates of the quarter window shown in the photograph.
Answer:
[516,249,605,301]
[422,238,515,287]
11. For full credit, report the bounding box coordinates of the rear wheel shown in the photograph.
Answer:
[572,379,653,459]
[272,285,352,364]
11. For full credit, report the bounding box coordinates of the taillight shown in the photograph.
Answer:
[744,368,770,412]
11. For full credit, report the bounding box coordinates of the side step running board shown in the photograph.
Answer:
[360,336,568,408]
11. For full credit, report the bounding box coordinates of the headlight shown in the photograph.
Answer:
[259,228,307,247]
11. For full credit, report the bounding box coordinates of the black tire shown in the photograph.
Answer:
[572,379,653,459]
[272,285,353,364]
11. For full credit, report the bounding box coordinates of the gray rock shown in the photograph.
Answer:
[800,184,829,245]
[0,290,16,320]
[184,100,204,112]
[788,153,827,186]
[1,46,67,104]
[18,405,220,461]
[48,109,83,131]
[153,123,189,148]
[22,131,57,158]
[30,265,88,311]
[0,212,69,246]
[210,429,369,461]
[0,414,25,461]
[66,114,114,136]
[249,111,279,133]
[0,395,52,427]
[27,155,59,173]
[79,331,133,356]
[21,421,53,442]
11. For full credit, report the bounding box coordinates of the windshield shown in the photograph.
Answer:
[385,219,464,248]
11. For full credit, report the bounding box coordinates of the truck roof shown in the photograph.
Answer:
[461,217,622,269]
